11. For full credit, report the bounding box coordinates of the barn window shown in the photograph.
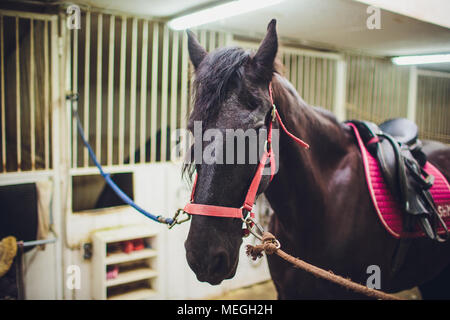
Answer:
[72,172,134,212]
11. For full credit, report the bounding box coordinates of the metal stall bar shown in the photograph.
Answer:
[381,61,389,121]
[208,30,215,52]
[429,77,436,140]
[361,57,368,119]
[325,59,331,110]
[83,12,91,167]
[15,17,21,171]
[297,55,303,98]
[360,57,368,117]
[65,14,72,171]
[96,13,103,163]
[43,20,50,169]
[170,31,179,160]
[118,16,127,165]
[354,56,362,119]
[393,65,401,117]
[218,31,225,47]
[303,56,309,103]
[316,58,322,107]
[72,26,78,168]
[140,20,148,164]
[320,58,327,108]
[426,76,434,140]
[334,59,347,122]
[30,19,36,170]
[19,238,57,247]
[291,54,297,92]
[107,15,115,166]
[387,62,395,120]
[160,25,169,161]
[150,22,159,162]
[373,59,380,118]
[0,16,5,171]
[129,17,138,165]
[180,30,188,133]
[365,58,374,118]
[371,59,380,121]
[309,56,316,106]
[436,78,443,140]
[284,53,291,85]
[199,29,206,47]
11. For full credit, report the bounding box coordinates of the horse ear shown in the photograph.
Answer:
[187,30,207,70]
[253,19,278,82]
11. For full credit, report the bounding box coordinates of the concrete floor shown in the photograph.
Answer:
[211,280,422,300]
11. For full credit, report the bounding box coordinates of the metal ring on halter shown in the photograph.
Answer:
[243,216,281,249]
[271,104,277,122]
[244,216,264,241]
[168,209,191,229]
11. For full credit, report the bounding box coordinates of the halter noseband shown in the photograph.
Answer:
[183,82,309,222]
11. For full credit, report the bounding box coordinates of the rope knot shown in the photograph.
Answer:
[245,232,280,260]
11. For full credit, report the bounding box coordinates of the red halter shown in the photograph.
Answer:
[183,83,309,220]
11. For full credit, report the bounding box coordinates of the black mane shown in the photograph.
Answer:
[188,46,251,130]
[183,47,251,182]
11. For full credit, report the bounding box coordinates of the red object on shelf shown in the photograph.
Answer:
[122,241,134,254]
[132,239,145,251]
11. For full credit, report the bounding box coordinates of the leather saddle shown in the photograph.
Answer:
[348,118,449,242]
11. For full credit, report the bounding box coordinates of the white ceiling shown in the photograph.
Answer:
[354,0,450,29]
[76,0,215,17]
[76,0,450,70]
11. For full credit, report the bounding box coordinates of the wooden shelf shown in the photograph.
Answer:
[94,225,158,243]
[106,267,158,287]
[92,225,160,299]
[106,248,157,265]
[107,288,157,300]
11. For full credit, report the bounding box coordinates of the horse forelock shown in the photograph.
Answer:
[189,47,251,128]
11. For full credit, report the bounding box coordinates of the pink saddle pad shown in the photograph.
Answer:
[348,123,450,238]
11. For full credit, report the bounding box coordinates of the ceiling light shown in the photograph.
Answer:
[168,0,282,30]
[392,54,450,65]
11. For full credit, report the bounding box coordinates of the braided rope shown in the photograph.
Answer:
[246,232,402,300]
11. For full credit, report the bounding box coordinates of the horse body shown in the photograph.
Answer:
[264,74,450,299]
[183,19,450,299]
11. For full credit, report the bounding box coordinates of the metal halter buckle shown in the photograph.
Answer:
[168,209,191,229]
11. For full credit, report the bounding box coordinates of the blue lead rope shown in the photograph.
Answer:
[69,94,174,225]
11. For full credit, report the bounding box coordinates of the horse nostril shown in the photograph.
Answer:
[209,251,229,277]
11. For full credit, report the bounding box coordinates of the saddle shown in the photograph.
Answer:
[347,118,449,242]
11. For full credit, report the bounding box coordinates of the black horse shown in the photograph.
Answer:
[183,20,450,299]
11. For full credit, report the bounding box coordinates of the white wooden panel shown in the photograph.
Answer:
[107,15,115,166]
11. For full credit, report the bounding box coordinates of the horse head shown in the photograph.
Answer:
[183,19,279,285]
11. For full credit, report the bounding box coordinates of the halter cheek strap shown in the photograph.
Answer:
[183,82,309,219]
[183,139,276,219]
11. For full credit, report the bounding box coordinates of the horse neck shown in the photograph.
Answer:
[264,75,351,230]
